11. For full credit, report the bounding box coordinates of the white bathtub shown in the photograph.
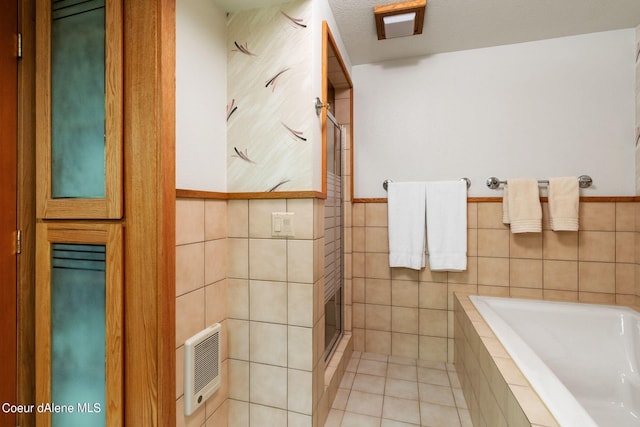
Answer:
[469,295,640,427]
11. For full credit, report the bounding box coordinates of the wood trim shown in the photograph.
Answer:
[158,0,176,424]
[35,223,123,427]
[374,0,426,40]
[354,196,640,203]
[17,0,36,425]
[176,189,326,200]
[35,0,123,219]
[123,0,175,424]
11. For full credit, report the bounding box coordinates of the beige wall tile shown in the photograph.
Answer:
[352,203,365,227]
[578,231,615,262]
[542,230,578,260]
[616,203,636,231]
[543,289,578,302]
[365,278,391,305]
[392,268,420,282]
[352,252,365,278]
[477,229,509,257]
[250,404,287,426]
[249,280,287,324]
[205,238,227,285]
[205,279,227,325]
[391,280,419,308]
[227,200,248,238]
[250,322,287,367]
[288,369,313,414]
[250,363,288,409]
[419,282,447,310]
[448,257,477,284]
[478,257,509,286]
[616,232,635,263]
[227,279,249,320]
[176,242,204,297]
[579,292,616,304]
[288,282,314,327]
[467,228,478,257]
[287,198,314,239]
[579,262,615,293]
[228,238,249,279]
[509,233,542,259]
[391,333,419,359]
[419,336,447,362]
[616,263,635,295]
[176,198,205,245]
[352,227,365,252]
[249,239,287,281]
[288,239,314,284]
[543,260,578,291]
[249,199,287,238]
[509,259,542,288]
[365,330,391,355]
[228,399,249,426]
[365,226,389,253]
[509,288,543,299]
[365,252,391,279]
[288,326,313,371]
[467,203,478,229]
[391,306,419,334]
[229,360,249,401]
[176,288,205,347]
[580,203,615,231]
[353,278,365,303]
[419,309,447,337]
[227,319,249,361]
[205,199,227,240]
[477,203,507,229]
[353,303,365,329]
[176,346,184,399]
[365,203,388,227]
[366,304,391,331]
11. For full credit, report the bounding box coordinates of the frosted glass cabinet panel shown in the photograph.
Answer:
[51,244,106,427]
[51,1,106,199]
[36,0,122,219]
[36,224,123,427]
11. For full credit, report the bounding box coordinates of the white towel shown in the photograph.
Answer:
[425,180,467,271]
[387,182,427,270]
[548,177,579,231]
[503,178,542,233]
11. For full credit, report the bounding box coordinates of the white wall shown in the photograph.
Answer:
[353,29,636,198]
[176,0,227,191]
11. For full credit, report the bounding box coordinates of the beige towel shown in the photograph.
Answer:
[503,179,542,233]
[548,177,579,231]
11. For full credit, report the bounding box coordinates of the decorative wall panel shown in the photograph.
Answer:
[227,0,313,192]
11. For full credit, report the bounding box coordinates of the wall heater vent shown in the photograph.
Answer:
[184,323,221,416]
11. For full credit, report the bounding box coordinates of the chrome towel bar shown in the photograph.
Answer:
[485,175,593,190]
[383,177,471,191]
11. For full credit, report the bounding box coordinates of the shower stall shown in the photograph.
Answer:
[323,109,344,361]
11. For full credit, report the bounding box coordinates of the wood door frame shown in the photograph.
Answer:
[0,1,19,426]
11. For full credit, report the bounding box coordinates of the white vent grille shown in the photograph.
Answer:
[184,324,221,416]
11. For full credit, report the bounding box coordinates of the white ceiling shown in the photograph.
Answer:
[215,0,640,66]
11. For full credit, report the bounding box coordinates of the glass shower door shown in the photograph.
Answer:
[324,111,344,361]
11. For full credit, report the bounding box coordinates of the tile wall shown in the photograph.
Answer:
[175,198,230,426]
[225,198,326,426]
[352,200,639,363]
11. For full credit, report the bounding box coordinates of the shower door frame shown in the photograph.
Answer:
[323,110,344,362]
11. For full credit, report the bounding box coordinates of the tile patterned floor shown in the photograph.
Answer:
[324,352,473,427]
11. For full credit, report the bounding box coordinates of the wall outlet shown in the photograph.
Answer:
[272,212,295,237]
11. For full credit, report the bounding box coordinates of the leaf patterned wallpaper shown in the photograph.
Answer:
[227,0,314,192]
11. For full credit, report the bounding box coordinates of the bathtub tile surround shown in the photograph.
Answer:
[454,294,559,427]
[352,200,639,363]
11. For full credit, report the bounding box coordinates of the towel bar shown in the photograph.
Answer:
[383,177,471,191]
[485,175,593,190]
